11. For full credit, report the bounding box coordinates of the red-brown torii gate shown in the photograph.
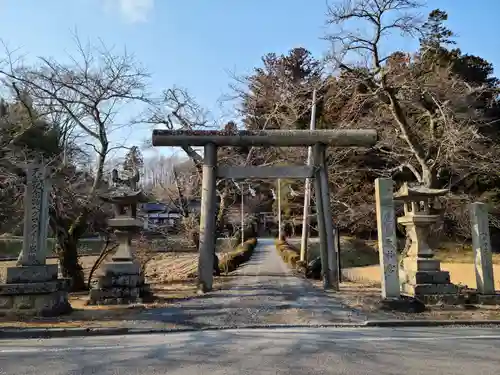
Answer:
[152,129,378,293]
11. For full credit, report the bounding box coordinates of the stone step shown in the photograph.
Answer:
[101,261,141,276]
[0,279,70,296]
[404,270,451,285]
[402,283,459,296]
[0,290,71,314]
[89,287,143,303]
[0,264,58,284]
[92,274,145,288]
[402,258,441,272]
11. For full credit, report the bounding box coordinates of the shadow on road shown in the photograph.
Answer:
[4,328,500,374]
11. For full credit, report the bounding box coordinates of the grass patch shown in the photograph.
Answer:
[306,237,380,268]
[434,242,500,264]
[304,237,500,268]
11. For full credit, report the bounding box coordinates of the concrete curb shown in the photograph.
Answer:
[3,320,500,339]
[364,319,500,327]
[0,323,367,340]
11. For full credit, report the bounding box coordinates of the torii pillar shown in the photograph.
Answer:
[152,129,378,292]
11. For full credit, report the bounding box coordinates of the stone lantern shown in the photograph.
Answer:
[395,183,458,302]
[88,169,151,305]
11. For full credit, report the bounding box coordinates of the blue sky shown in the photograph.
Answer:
[0,0,499,159]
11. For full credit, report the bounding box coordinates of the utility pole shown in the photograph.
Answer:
[300,89,317,261]
[277,178,282,240]
[241,183,244,246]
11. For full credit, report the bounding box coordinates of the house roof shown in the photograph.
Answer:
[141,202,168,212]
[141,199,203,213]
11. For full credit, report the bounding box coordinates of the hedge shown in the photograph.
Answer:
[218,238,258,274]
[275,239,304,269]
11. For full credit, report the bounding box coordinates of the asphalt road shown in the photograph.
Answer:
[1,326,500,374]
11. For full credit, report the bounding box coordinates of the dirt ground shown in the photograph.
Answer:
[0,250,204,327]
[298,236,500,320]
[3,236,500,327]
[0,240,247,327]
[313,279,500,321]
[0,280,232,328]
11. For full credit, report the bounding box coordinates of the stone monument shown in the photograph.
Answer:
[374,178,400,299]
[469,202,495,295]
[395,183,458,302]
[88,168,151,305]
[0,162,71,316]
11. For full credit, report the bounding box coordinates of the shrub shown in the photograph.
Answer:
[219,238,258,274]
[233,226,258,246]
[275,239,301,270]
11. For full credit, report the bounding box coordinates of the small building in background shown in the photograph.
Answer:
[140,199,202,232]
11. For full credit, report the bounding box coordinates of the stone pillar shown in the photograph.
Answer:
[318,144,339,290]
[278,179,282,240]
[17,164,51,266]
[198,142,218,293]
[374,178,400,299]
[312,144,331,289]
[469,202,495,295]
[0,162,71,316]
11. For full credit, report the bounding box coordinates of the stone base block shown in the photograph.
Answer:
[88,285,152,305]
[402,257,441,272]
[401,258,460,305]
[404,270,451,285]
[108,217,143,228]
[0,279,70,295]
[0,279,71,316]
[101,261,141,276]
[402,283,459,296]
[92,274,144,289]
[88,261,152,306]
[0,264,58,284]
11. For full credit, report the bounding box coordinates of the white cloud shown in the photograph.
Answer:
[105,0,154,23]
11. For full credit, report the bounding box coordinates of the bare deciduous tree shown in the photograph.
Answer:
[0,37,151,290]
[148,87,264,243]
[325,0,500,189]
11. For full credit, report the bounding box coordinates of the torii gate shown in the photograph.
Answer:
[152,129,378,293]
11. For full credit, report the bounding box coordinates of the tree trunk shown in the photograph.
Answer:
[50,208,89,292]
[422,167,438,189]
[57,233,86,291]
[215,188,229,239]
[190,230,200,248]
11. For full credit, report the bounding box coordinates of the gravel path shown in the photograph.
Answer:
[137,238,365,328]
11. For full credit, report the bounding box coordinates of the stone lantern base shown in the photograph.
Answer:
[0,264,72,316]
[398,215,459,304]
[88,261,152,305]
[400,258,458,301]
